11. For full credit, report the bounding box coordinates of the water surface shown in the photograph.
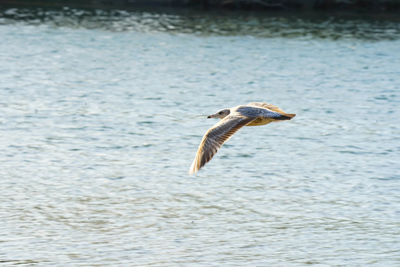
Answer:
[0,8,399,266]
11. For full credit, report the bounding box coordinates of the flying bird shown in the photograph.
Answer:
[189,102,295,174]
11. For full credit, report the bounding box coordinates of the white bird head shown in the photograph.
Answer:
[207,109,230,119]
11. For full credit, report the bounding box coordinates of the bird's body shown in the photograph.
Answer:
[189,102,295,174]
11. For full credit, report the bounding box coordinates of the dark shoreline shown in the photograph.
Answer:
[1,0,400,12]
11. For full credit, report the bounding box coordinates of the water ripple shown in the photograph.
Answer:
[1,7,400,40]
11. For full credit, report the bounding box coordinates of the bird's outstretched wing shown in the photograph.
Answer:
[247,102,296,119]
[247,102,286,114]
[189,115,254,174]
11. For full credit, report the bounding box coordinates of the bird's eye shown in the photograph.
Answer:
[219,111,223,114]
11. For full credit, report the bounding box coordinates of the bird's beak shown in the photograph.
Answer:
[207,113,216,119]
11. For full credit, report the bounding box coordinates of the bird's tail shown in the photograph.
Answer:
[276,113,296,120]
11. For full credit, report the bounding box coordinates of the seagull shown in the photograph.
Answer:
[189,102,296,174]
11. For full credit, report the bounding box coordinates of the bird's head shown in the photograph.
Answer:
[207,109,230,119]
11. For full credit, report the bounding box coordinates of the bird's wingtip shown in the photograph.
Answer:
[188,168,198,175]
[189,160,198,175]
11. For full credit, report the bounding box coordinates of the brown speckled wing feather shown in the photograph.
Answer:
[248,102,296,119]
[247,102,286,114]
[189,115,254,174]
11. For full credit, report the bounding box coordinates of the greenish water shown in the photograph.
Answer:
[0,8,399,266]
